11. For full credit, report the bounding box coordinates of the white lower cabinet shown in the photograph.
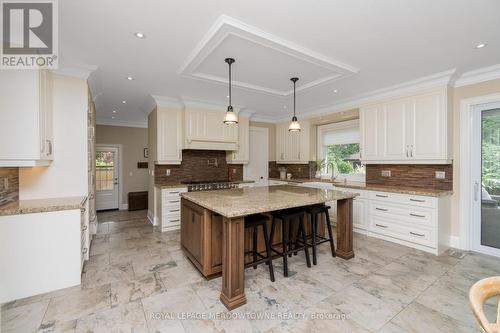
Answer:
[366,191,450,255]
[160,187,187,232]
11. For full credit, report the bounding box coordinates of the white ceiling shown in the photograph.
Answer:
[59,0,500,126]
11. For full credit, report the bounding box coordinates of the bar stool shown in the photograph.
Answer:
[270,210,311,277]
[244,214,275,282]
[305,204,336,265]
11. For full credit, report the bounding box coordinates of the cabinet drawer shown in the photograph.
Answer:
[163,206,181,215]
[369,202,434,227]
[162,197,181,207]
[369,191,436,208]
[162,216,181,226]
[162,188,187,198]
[369,216,434,248]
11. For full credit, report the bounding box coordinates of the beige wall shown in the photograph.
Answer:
[250,121,276,161]
[96,125,149,206]
[450,78,500,236]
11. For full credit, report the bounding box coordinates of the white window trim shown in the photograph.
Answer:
[316,119,365,182]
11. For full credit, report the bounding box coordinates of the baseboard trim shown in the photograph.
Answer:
[119,204,128,211]
[446,235,461,249]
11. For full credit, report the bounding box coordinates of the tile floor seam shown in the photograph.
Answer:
[38,297,52,331]
[139,298,152,333]
[374,253,464,333]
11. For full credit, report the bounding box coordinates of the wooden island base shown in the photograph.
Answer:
[180,197,354,310]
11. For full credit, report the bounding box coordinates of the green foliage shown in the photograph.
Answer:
[313,159,326,171]
[482,111,500,193]
[326,143,362,175]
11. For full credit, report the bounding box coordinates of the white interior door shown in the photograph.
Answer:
[96,146,119,211]
[244,127,269,186]
[471,103,500,257]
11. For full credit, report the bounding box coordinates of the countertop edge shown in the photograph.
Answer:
[0,196,87,217]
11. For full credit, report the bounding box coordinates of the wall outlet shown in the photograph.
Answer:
[381,170,391,177]
[435,171,445,179]
[166,169,171,176]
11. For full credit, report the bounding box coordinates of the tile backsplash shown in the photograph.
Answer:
[155,150,243,185]
[0,167,19,207]
[269,161,315,179]
[366,164,453,190]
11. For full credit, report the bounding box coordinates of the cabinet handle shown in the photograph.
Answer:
[80,207,86,213]
[169,209,180,212]
[409,198,425,203]
[170,219,180,223]
[169,191,180,194]
[169,200,179,203]
[410,145,413,158]
[410,231,424,237]
[82,225,87,230]
[375,207,388,212]
[409,213,425,218]
[82,248,88,254]
[406,145,409,158]
[375,223,388,228]
[298,152,301,160]
[376,194,388,198]
[46,140,52,155]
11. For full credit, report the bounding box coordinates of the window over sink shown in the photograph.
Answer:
[317,119,365,182]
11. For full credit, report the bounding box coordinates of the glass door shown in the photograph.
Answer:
[472,106,500,256]
[95,147,119,210]
[480,109,500,249]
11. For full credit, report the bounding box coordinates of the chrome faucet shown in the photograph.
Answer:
[326,161,337,181]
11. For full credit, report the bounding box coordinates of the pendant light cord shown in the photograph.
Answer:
[228,61,232,108]
[293,79,296,118]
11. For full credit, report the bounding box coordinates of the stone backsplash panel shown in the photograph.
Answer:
[366,164,453,190]
[155,150,243,185]
[0,167,19,207]
[269,161,315,179]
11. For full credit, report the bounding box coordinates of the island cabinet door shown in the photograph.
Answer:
[181,201,203,265]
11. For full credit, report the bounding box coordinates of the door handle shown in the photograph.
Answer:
[474,181,479,201]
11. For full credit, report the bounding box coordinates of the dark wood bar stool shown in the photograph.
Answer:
[270,210,311,277]
[244,214,275,282]
[304,204,336,265]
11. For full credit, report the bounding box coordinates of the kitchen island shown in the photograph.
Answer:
[180,185,357,310]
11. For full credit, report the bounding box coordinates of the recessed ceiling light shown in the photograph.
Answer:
[122,100,126,104]
[112,110,117,113]
[333,89,338,93]
[126,76,134,81]
[226,95,229,98]
[134,32,146,39]
[111,116,115,119]
[475,43,487,49]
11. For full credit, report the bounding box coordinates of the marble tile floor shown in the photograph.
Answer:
[2,209,499,333]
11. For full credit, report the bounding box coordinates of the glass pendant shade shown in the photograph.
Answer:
[289,116,301,132]
[223,106,238,124]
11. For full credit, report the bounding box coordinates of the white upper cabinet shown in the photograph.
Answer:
[184,108,238,150]
[227,116,249,164]
[0,70,53,167]
[360,88,451,164]
[157,108,184,164]
[276,120,310,164]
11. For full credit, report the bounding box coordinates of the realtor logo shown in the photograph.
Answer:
[1,0,58,69]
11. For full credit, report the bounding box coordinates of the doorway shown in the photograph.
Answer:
[244,127,269,186]
[471,105,500,256]
[96,146,120,211]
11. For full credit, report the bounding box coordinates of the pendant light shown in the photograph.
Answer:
[288,77,301,132]
[223,58,238,124]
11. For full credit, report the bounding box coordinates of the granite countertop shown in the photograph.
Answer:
[157,180,255,189]
[269,178,453,197]
[180,185,358,218]
[0,196,87,217]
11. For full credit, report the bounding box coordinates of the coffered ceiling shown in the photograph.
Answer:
[59,0,500,126]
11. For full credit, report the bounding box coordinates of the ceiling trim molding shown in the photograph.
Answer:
[274,69,457,122]
[96,119,147,128]
[152,95,185,109]
[52,64,98,80]
[178,15,359,96]
[453,64,500,88]
[181,96,243,112]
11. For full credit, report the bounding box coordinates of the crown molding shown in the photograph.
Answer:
[275,69,456,122]
[96,118,147,128]
[453,64,500,88]
[181,96,243,112]
[52,64,98,80]
[151,95,184,109]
